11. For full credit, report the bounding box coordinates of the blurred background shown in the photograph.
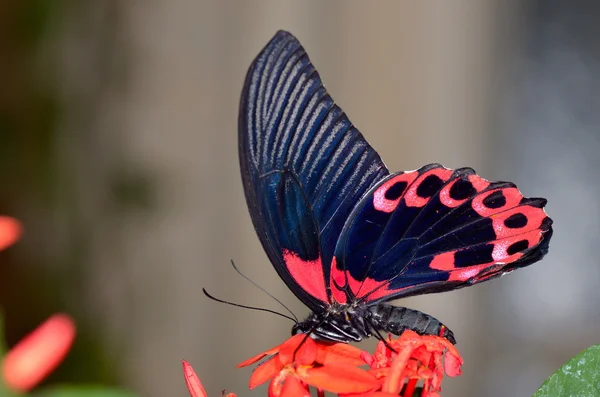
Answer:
[1,1,599,396]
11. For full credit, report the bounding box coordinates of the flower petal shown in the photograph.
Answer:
[182,360,208,397]
[2,313,75,392]
[444,349,463,377]
[303,364,381,394]
[316,342,365,366]
[430,352,444,392]
[368,367,390,381]
[339,392,400,397]
[275,374,310,397]
[249,356,284,389]
[0,216,21,251]
[382,344,414,394]
[278,334,316,366]
[238,343,282,367]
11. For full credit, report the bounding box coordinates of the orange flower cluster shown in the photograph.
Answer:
[183,330,462,397]
[239,334,379,397]
[362,330,462,397]
[3,314,76,391]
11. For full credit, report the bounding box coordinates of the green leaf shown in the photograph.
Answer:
[412,386,423,397]
[533,345,600,397]
[33,385,138,397]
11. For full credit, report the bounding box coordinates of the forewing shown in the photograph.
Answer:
[239,31,389,311]
[331,164,553,303]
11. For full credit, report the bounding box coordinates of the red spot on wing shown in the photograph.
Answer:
[429,251,456,271]
[404,168,453,208]
[373,172,418,213]
[360,283,407,302]
[329,257,391,303]
[439,184,465,208]
[472,187,522,217]
[469,174,491,191]
[283,250,328,303]
[491,229,543,262]
[439,174,490,208]
[434,229,546,282]
[428,250,493,282]
[448,263,494,282]
[330,258,347,303]
[492,205,547,239]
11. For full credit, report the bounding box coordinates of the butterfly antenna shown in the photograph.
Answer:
[202,288,296,323]
[230,259,298,322]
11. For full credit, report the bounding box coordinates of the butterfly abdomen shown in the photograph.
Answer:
[367,304,456,344]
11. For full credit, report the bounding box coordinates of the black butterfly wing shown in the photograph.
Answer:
[331,164,553,304]
[239,31,389,312]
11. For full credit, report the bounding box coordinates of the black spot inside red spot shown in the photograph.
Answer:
[507,239,529,255]
[454,244,494,267]
[504,213,528,228]
[482,190,506,209]
[416,175,445,198]
[385,181,408,200]
[450,178,475,200]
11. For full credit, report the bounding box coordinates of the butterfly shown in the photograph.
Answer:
[238,30,553,345]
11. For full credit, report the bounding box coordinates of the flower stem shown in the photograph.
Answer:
[403,379,418,397]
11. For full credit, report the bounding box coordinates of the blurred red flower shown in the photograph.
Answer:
[0,216,21,251]
[0,217,77,392]
[2,313,76,392]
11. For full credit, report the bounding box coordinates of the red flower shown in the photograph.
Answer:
[182,360,236,397]
[183,360,209,397]
[239,330,462,397]
[239,334,381,397]
[361,330,463,397]
[0,217,77,392]
[0,216,21,251]
[2,313,76,392]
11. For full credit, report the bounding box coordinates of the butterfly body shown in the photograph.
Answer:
[293,303,455,344]
[239,31,553,345]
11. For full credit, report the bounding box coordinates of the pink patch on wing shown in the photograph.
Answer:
[436,227,546,282]
[469,174,491,191]
[472,187,522,217]
[283,249,328,303]
[373,172,418,213]
[329,257,389,303]
[439,174,490,208]
[491,205,547,239]
[359,283,400,302]
[439,182,466,208]
[491,229,543,263]
[356,278,390,301]
[429,249,492,282]
[404,168,453,208]
[330,258,347,303]
[429,251,456,271]
[448,263,494,282]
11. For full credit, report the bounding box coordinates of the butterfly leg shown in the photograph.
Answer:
[365,317,398,353]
